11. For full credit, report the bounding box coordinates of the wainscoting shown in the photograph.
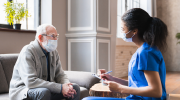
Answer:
[115,45,138,78]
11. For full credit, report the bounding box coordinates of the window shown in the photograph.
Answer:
[0,0,8,24]
[0,0,41,30]
[117,0,156,38]
[117,0,140,38]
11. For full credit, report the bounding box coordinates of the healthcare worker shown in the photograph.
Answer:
[82,8,168,100]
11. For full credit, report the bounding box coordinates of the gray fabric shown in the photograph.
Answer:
[51,83,80,100]
[80,87,89,100]
[9,39,70,100]
[0,62,9,93]
[27,84,80,100]
[0,54,18,88]
[65,71,100,89]
[27,88,51,100]
[0,93,9,100]
[0,52,100,100]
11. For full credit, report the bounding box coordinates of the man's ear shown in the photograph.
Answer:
[38,35,43,42]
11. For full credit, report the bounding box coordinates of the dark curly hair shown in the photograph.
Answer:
[121,8,168,51]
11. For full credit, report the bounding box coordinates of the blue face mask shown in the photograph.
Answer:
[120,30,135,42]
[42,39,57,52]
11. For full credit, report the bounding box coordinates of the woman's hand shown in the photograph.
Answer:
[104,81,123,93]
[98,69,107,74]
[98,69,114,81]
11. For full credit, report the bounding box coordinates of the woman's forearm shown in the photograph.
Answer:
[120,85,162,98]
[112,77,128,86]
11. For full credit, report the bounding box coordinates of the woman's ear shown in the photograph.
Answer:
[133,29,138,35]
[38,35,43,42]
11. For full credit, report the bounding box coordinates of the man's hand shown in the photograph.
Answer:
[68,85,77,98]
[62,83,76,98]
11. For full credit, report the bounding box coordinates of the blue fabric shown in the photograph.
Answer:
[41,47,50,81]
[127,42,166,100]
[81,42,166,100]
[82,97,125,100]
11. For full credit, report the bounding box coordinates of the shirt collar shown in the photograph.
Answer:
[40,46,49,56]
[32,39,53,57]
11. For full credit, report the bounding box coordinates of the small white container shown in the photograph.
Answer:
[101,79,107,86]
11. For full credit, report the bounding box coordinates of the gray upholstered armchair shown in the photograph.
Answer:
[0,54,100,100]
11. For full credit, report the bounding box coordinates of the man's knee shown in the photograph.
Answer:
[71,84,80,100]
[40,88,51,97]
[28,88,51,100]
[72,83,80,93]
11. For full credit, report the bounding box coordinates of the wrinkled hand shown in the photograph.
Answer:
[62,83,76,98]
[67,85,77,98]
[98,69,114,81]
[104,80,123,93]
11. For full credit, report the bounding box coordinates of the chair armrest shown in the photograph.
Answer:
[65,71,100,89]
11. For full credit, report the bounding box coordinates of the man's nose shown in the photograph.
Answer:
[53,37,58,40]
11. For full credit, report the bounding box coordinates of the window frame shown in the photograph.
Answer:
[0,0,41,30]
[117,0,156,38]
[117,0,140,38]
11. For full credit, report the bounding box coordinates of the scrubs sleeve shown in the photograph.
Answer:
[138,50,159,72]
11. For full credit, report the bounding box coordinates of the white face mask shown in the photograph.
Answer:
[42,39,58,52]
[120,30,135,42]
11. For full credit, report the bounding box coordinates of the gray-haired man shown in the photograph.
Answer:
[9,24,80,100]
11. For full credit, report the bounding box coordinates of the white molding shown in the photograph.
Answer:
[96,33,112,37]
[65,32,97,37]
[68,39,94,72]
[65,33,112,37]
[68,0,93,31]
[97,39,111,72]
[97,0,110,32]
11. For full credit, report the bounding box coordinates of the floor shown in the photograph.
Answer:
[121,71,180,100]
[166,72,180,94]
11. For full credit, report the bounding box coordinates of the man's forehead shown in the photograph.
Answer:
[46,26,57,34]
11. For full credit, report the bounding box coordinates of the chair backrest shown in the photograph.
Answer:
[0,54,19,93]
[65,71,100,89]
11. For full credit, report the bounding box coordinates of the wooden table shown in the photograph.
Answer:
[89,83,129,98]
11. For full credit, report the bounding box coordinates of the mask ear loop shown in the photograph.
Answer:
[126,30,131,35]
[129,34,135,42]
[42,34,48,46]
[131,34,135,38]
[126,30,135,38]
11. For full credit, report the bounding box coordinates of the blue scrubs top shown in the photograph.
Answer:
[127,42,166,100]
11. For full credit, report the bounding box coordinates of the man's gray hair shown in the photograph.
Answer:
[35,24,56,41]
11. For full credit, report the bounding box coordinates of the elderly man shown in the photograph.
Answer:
[9,24,80,100]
